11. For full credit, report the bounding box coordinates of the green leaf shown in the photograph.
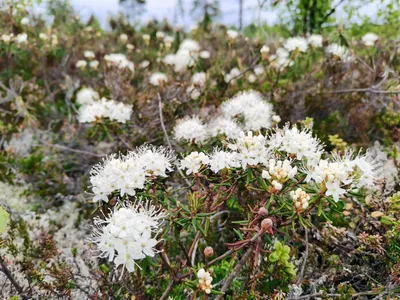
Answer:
[269,252,279,262]
[0,206,9,234]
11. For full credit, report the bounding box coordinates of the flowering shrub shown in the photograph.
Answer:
[0,0,400,299]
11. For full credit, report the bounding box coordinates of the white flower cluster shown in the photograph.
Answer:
[179,131,269,174]
[1,33,28,44]
[284,37,309,52]
[208,116,242,140]
[362,33,379,46]
[227,131,269,169]
[305,150,381,201]
[149,72,168,86]
[220,90,274,131]
[76,88,132,123]
[174,90,276,144]
[91,200,165,273]
[224,67,241,83]
[308,34,323,48]
[269,125,324,166]
[290,188,310,212]
[326,44,353,62]
[187,72,206,100]
[180,151,210,175]
[262,159,298,191]
[197,268,213,294]
[174,115,209,144]
[76,50,99,69]
[177,125,382,202]
[78,97,132,123]
[269,47,293,70]
[163,39,204,72]
[227,29,239,40]
[90,145,174,202]
[104,53,135,72]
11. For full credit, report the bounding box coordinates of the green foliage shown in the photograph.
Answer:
[0,206,9,234]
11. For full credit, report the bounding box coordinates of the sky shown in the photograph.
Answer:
[67,0,280,27]
[35,0,386,29]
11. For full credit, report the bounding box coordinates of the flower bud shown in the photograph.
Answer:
[204,246,214,257]
[261,218,273,232]
[258,207,268,217]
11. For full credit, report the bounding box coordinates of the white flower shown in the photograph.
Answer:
[91,200,165,273]
[208,149,240,173]
[227,131,269,169]
[163,35,174,44]
[180,152,209,175]
[84,50,95,59]
[135,145,175,177]
[179,39,200,52]
[269,47,293,70]
[1,34,12,43]
[76,87,99,105]
[21,17,30,25]
[290,188,310,212]
[142,34,150,42]
[89,60,99,69]
[269,125,324,167]
[197,268,213,294]
[362,33,378,46]
[173,115,209,144]
[149,72,168,86]
[262,159,297,182]
[326,43,353,62]
[284,37,309,52]
[156,31,165,39]
[200,50,210,59]
[227,29,239,39]
[305,159,352,201]
[254,65,264,76]
[39,32,48,40]
[333,150,382,189]
[187,72,206,99]
[247,73,256,83]
[325,180,346,202]
[272,115,281,123]
[78,97,132,124]
[224,67,241,83]
[308,34,323,48]
[162,39,202,72]
[15,33,27,44]
[260,45,270,54]
[104,53,134,72]
[220,90,274,131]
[76,60,87,68]
[207,116,242,140]
[141,60,150,69]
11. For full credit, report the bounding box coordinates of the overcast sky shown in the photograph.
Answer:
[35,0,385,29]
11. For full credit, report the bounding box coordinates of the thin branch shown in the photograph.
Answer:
[297,228,309,284]
[157,92,191,188]
[326,88,400,94]
[38,140,104,157]
[159,279,175,300]
[216,246,253,299]
[0,256,28,300]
